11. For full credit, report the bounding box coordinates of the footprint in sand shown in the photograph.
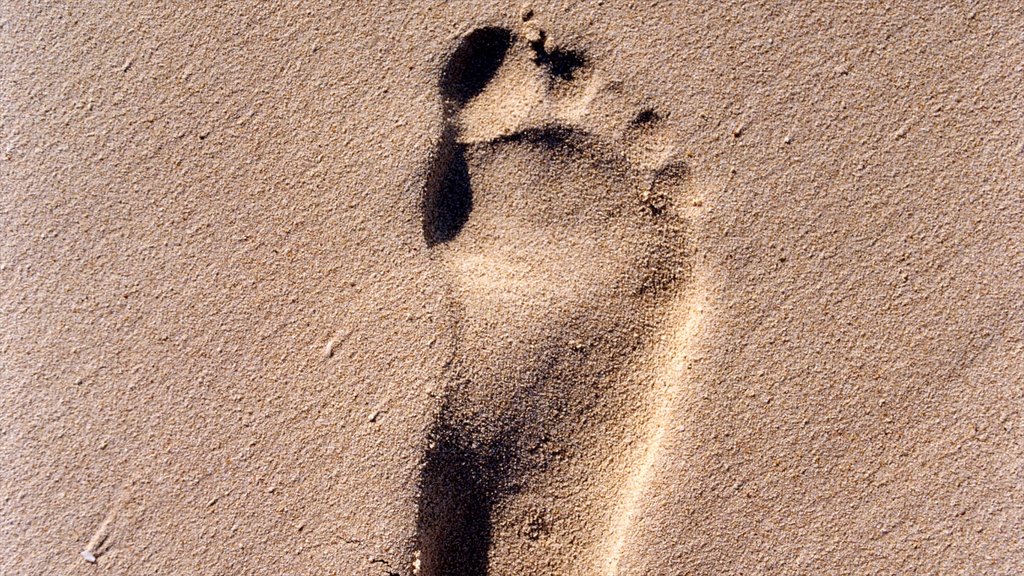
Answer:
[417,16,694,576]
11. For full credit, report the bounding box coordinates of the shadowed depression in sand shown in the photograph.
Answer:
[416,19,701,575]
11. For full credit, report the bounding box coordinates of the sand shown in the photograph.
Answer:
[1,2,1022,574]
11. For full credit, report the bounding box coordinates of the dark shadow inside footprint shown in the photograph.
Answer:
[531,45,585,81]
[422,127,472,246]
[416,422,524,576]
[423,27,511,246]
[630,107,662,128]
[439,27,512,105]
[416,429,494,576]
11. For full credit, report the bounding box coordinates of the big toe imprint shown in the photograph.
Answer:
[423,26,511,245]
[417,19,695,576]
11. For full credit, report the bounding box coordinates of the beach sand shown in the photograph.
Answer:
[1,2,1022,574]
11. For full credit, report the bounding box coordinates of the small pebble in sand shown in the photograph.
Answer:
[524,26,543,45]
[81,550,96,563]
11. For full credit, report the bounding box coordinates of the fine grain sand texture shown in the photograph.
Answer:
[2,2,1022,575]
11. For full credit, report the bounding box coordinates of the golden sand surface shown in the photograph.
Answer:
[2,2,1021,574]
